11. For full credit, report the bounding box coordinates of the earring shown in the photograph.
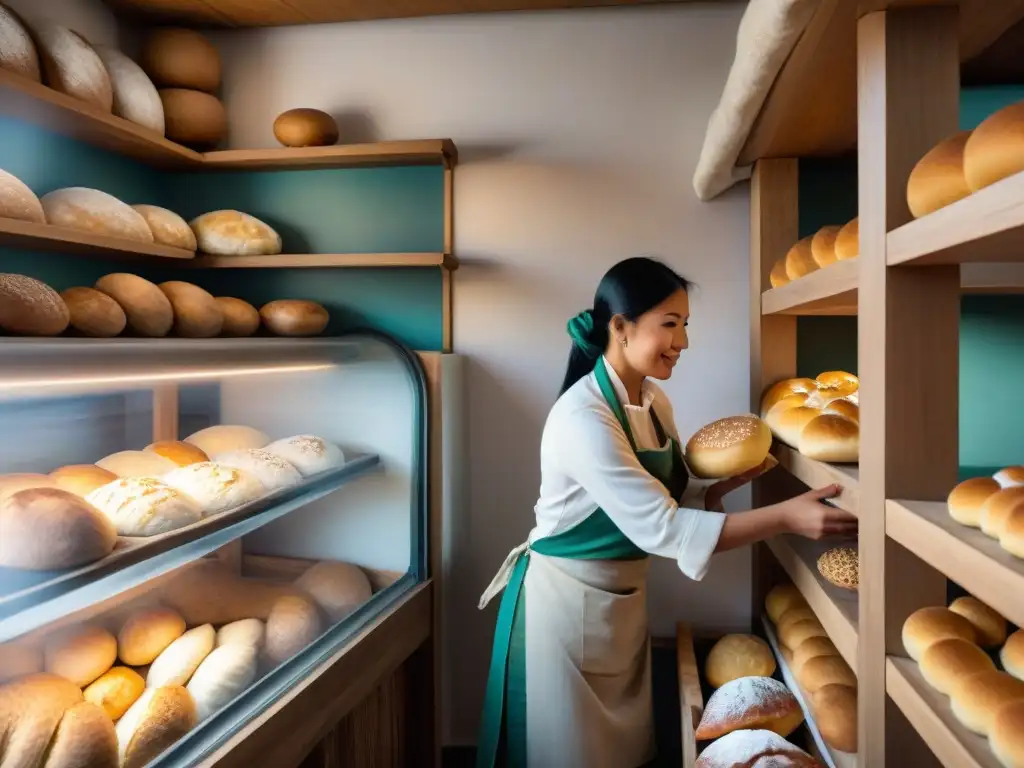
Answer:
[621,338,628,347]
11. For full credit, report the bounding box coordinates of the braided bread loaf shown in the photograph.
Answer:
[760,372,859,463]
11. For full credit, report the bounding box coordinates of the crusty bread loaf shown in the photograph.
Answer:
[184,425,271,457]
[695,729,818,768]
[216,619,265,649]
[93,46,164,134]
[0,472,59,501]
[0,487,116,570]
[118,607,186,666]
[834,217,858,260]
[779,619,827,651]
[159,281,224,338]
[186,644,258,721]
[83,666,145,721]
[990,699,1024,768]
[704,634,776,689]
[765,583,807,625]
[42,188,154,242]
[144,440,209,467]
[811,225,841,268]
[60,286,127,338]
[160,88,228,148]
[784,236,818,281]
[146,624,215,688]
[264,434,346,478]
[902,606,978,662]
[797,654,856,693]
[259,300,330,337]
[684,416,771,480]
[950,669,1024,736]
[694,676,803,740]
[907,131,973,218]
[115,686,197,768]
[94,273,175,338]
[215,297,261,337]
[1001,630,1024,681]
[947,476,1000,528]
[793,636,839,676]
[0,273,70,336]
[87,477,203,537]
[162,461,264,515]
[264,595,323,665]
[981,487,1024,539]
[191,210,282,256]
[769,259,790,289]
[295,560,372,622]
[0,6,41,81]
[963,101,1024,192]
[132,205,196,250]
[273,108,339,148]
[920,637,995,695]
[0,641,44,683]
[215,449,302,492]
[24,18,113,111]
[811,683,857,753]
[45,625,118,687]
[140,28,221,93]
[817,547,858,591]
[161,561,304,626]
[95,449,177,478]
[949,596,1007,648]
[0,168,45,223]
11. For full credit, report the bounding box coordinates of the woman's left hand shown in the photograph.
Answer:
[704,458,777,512]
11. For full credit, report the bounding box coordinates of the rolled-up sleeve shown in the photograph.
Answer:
[555,405,726,580]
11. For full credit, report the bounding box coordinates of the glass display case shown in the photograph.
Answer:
[0,332,433,767]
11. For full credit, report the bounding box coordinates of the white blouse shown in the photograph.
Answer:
[528,357,726,580]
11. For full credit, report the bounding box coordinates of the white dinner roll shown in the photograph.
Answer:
[295,561,372,622]
[162,462,264,515]
[0,168,45,223]
[95,449,177,478]
[146,624,215,688]
[1002,630,1024,681]
[798,414,859,463]
[264,595,323,665]
[0,641,43,683]
[948,476,1001,528]
[45,625,118,687]
[115,686,197,768]
[0,6,41,82]
[902,606,978,662]
[132,205,196,250]
[190,210,283,256]
[263,435,346,477]
[906,130,973,218]
[683,415,772,480]
[216,619,265,649]
[41,188,154,243]
[184,424,270,457]
[995,466,1024,489]
[24,17,112,110]
[118,607,186,666]
[186,644,258,722]
[949,596,1008,648]
[990,700,1024,768]
[87,477,203,537]
[215,449,302,492]
[920,638,995,695]
[94,46,164,134]
[950,669,1024,736]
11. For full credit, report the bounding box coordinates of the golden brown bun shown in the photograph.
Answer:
[995,466,1024,489]
[49,465,118,499]
[779,619,827,651]
[950,669,1024,736]
[903,607,978,662]
[259,300,330,337]
[705,634,776,689]
[0,673,94,767]
[793,636,839,675]
[46,700,119,767]
[811,683,857,753]
[60,286,127,337]
[0,273,70,336]
[990,699,1024,768]
[798,413,859,463]
[784,237,818,281]
[760,378,818,417]
[823,398,859,424]
[963,101,1024,192]
[215,297,261,337]
[817,547,858,591]
[769,259,790,289]
[949,596,1007,648]
[765,583,807,624]
[797,654,856,693]
[94,273,174,338]
[811,225,841,268]
[83,666,145,721]
[1002,630,1024,681]
[116,685,197,768]
[777,607,818,635]
[160,88,227,149]
[694,729,818,767]
[999,507,1024,559]
[140,28,221,92]
[0,472,58,502]
[144,440,210,467]
[118,607,187,666]
[694,676,804,740]
[766,405,820,449]
[264,595,323,665]
[907,130,973,218]
[948,477,1001,528]
[158,281,224,338]
[981,487,1024,539]
[684,415,772,480]
[815,371,859,398]
[45,626,118,687]
[0,641,44,683]
[834,217,859,260]
[920,638,995,695]
[273,108,339,148]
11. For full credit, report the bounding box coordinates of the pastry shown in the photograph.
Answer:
[263,435,346,477]
[704,634,776,689]
[683,415,772,480]
[694,676,803,740]
[87,477,203,537]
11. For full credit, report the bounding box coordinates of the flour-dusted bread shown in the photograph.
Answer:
[144,440,209,468]
[295,561,372,622]
[0,641,43,683]
[184,425,271,457]
[216,619,265,649]
[215,297,261,337]
[949,596,1007,648]
[83,666,145,721]
[264,595,323,665]
[186,644,258,721]
[146,624,215,688]
[920,637,995,695]
[694,676,803,740]
[115,686,197,768]
[263,435,345,477]
[140,27,221,93]
[95,449,177,478]
[87,477,203,537]
[60,286,127,338]
[902,606,978,662]
[215,449,303,492]
[0,168,45,223]
[23,17,113,110]
[42,187,154,242]
[93,45,163,134]
[765,583,808,624]
[118,607,186,666]
[260,299,329,336]
[45,625,118,687]
[94,273,174,338]
[191,210,282,256]
[0,487,116,570]
[0,273,70,336]
[162,462,264,515]
[704,634,777,690]
[694,729,818,768]
[684,415,772,480]
[0,6,41,81]
[159,281,224,338]
[132,204,196,250]
[160,88,228,148]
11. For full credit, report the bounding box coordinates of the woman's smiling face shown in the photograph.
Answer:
[618,288,690,380]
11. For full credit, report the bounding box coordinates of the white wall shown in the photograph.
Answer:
[210,4,751,745]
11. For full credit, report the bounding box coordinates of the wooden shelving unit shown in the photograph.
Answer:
[190,252,458,270]
[0,216,196,261]
[772,443,859,515]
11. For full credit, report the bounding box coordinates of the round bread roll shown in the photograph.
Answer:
[811,683,857,753]
[116,685,197,768]
[0,6,41,81]
[41,188,154,243]
[83,666,145,721]
[948,476,1001,528]
[999,508,1024,559]
[920,637,995,695]
[798,654,856,693]
[45,625,117,687]
[964,101,1024,192]
[215,297,260,337]
[263,434,346,477]
[811,225,841,268]
[49,464,118,498]
[190,209,283,256]
[264,595,323,665]
[87,477,202,537]
[0,641,43,683]
[146,624,215,688]
[981,487,1024,539]
[814,370,859,398]
[60,286,127,337]
[0,273,70,336]
[760,378,818,417]
[186,643,258,721]
[776,607,818,635]
[769,259,790,289]
[184,425,271,457]
[694,729,817,768]
[162,462,264,514]
[684,415,771,480]
[823,398,859,424]
[784,236,818,281]
[799,414,859,463]
[216,619,264,649]
[793,636,839,675]
[160,88,227,148]
[1001,630,1024,681]
[990,699,1024,768]
[94,273,174,337]
[817,547,858,591]
[903,606,978,662]
[834,217,859,260]
[0,168,45,223]
[294,560,372,622]
[704,634,776,689]
[118,607,186,666]
[140,28,221,92]
[96,449,177,478]
[158,280,223,338]
[25,18,112,111]
[949,596,1007,648]
[779,619,827,651]
[765,404,819,448]
[694,676,804,740]
[995,466,1024,489]
[0,472,59,501]
[273,108,339,148]
[215,449,302,492]
[907,130,973,218]
[94,45,164,134]
[951,669,1024,735]
[132,205,196,250]
[0,487,116,570]
[765,583,807,624]
[260,300,330,337]
[144,440,209,467]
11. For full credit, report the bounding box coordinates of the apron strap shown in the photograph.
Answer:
[594,358,639,453]
[479,541,529,609]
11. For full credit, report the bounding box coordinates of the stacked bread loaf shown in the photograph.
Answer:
[769,222,859,292]
[946,468,1024,558]
[760,372,860,463]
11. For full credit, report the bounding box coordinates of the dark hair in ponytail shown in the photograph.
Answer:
[560,257,691,395]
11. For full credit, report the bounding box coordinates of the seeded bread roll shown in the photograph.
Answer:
[1001,630,1024,681]
[811,225,841,268]
[950,669,1024,736]
[132,205,195,249]
[83,666,145,721]
[817,547,859,591]
[948,476,1001,528]
[902,607,978,662]
[45,625,118,687]
[60,286,127,337]
[144,440,209,467]
[115,686,197,768]
[765,583,807,624]
[684,415,772,480]
[694,676,804,740]
[704,634,776,689]
[907,130,973,218]
[0,168,45,223]
[0,6,41,82]
[949,596,1007,648]
[834,217,859,260]
[118,607,186,666]
[920,638,995,695]
[0,273,70,336]
[94,273,174,338]
[87,477,203,537]
[159,281,223,338]
[215,297,261,337]
[263,434,346,477]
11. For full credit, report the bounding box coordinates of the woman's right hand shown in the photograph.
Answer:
[780,484,858,540]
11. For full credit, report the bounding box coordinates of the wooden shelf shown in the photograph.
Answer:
[202,141,457,170]
[0,216,196,261]
[886,499,1024,629]
[190,252,457,269]
[763,259,859,316]
[886,656,1001,768]
[772,443,860,515]
[765,534,859,671]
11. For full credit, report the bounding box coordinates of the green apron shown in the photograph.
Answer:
[476,361,690,768]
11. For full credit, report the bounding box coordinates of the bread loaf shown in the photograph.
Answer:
[694,676,803,740]
[981,487,1024,539]
[811,225,841,268]
[799,414,859,463]
[695,729,817,768]
[184,424,270,457]
[216,619,265,649]
[42,188,154,242]
[0,488,116,570]
[263,434,346,477]
[93,273,174,337]
[759,378,818,418]
[94,46,164,134]
[811,683,857,753]
[83,666,145,720]
[704,634,776,689]
[144,440,209,467]
[159,281,224,338]
[45,700,120,767]
[295,561,372,622]
[215,297,261,337]
[146,624,215,688]
[834,217,858,260]
[902,606,978,662]
[779,619,827,651]
[186,644,258,721]
[273,108,339,148]
[765,583,807,624]
[191,210,282,256]
[811,371,859,400]
[162,561,303,626]
[25,18,113,111]
[118,607,186,666]
[990,699,1024,768]
[0,6,41,81]
[59,286,126,338]
[797,654,856,693]
[920,638,995,695]
[949,597,1007,648]
[132,205,196,250]
[215,449,302,492]
[160,88,228,148]
[140,28,221,93]
[823,398,859,423]
[996,466,1024,489]
[45,625,117,687]
[684,416,771,480]
[776,607,818,635]
[0,168,45,223]
[1001,630,1024,681]
[0,472,58,501]
[769,259,790,289]
[947,476,1000,527]
[264,595,323,665]
[817,547,858,591]
[0,641,43,683]
[95,449,177,478]
[87,477,203,537]
[963,101,1024,192]
[762,373,859,462]
[950,669,1024,736]
[162,462,264,514]
[115,686,197,768]
[1000,508,1024,559]
[792,636,839,676]
[260,300,330,337]
[907,131,973,218]
[0,273,70,336]
[784,237,818,281]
